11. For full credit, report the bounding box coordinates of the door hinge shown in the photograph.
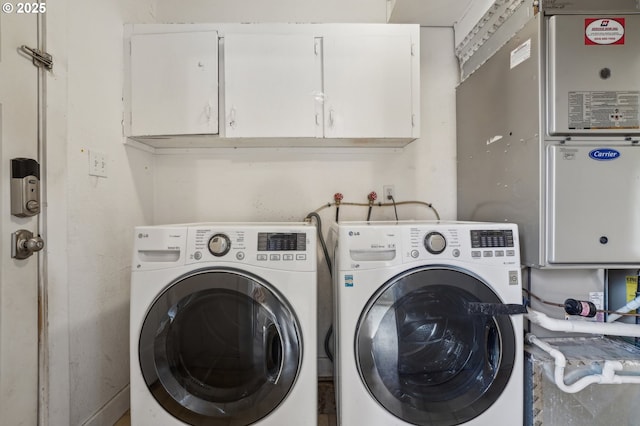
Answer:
[20,45,53,70]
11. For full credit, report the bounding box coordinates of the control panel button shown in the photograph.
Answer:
[471,251,481,258]
[452,249,460,258]
[296,254,307,261]
[506,250,515,257]
[270,254,281,261]
[236,251,245,260]
[483,251,493,257]
[495,250,504,257]
[193,251,202,260]
[257,254,268,261]
[410,250,419,258]
[424,232,446,254]
[208,234,231,257]
[284,254,294,261]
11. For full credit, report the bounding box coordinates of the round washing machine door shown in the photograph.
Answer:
[138,268,302,426]
[356,266,516,426]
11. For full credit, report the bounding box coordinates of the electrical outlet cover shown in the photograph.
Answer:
[89,150,108,178]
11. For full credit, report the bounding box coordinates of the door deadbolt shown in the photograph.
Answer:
[10,158,41,217]
[11,229,44,259]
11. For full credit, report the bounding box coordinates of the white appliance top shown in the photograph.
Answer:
[334,220,521,269]
[132,222,316,272]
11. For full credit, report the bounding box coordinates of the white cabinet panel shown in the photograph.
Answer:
[130,31,218,136]
[323,34,414,138]
[224,34,321,138]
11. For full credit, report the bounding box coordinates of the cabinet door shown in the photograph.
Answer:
[130,31,218,136]
[323,34,414,138]
[224,34,321,138]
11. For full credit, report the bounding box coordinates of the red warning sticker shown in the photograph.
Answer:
[585,18,625,45]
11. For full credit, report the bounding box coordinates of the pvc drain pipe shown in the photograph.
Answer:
[526,333,640,393]
[526,308,640,337]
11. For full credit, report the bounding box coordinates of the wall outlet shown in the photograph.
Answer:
[383,185,395,201]
[89,150,108,178]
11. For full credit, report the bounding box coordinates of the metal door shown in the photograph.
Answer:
[139,269,302,425]
[356,267,516,426]
[0,7,42,425]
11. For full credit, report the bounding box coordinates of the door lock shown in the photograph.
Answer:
[11,158,41,217]
[11,229,44,259]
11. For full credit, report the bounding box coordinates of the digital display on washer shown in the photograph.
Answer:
[258,233,306,251]
[470,229,514,248]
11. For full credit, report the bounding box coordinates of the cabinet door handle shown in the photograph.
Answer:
[205,102,212,122]
[328,109,334,127]
[229,107,236,128]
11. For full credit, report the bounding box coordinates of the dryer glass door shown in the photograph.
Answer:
[356,267,516,426]
[138,269,302,425]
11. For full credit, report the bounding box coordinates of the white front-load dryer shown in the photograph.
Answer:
[332,221,523,426]
[130,223,317,426]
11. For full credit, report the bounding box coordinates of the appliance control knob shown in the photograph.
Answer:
[424,232,446,254]
[208,234,231,257]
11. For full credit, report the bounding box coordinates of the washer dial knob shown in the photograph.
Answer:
[208,233,231,257]
[424,232,446,254]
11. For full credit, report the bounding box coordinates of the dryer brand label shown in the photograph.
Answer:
[589,148,621,161]
[585,18,625,45]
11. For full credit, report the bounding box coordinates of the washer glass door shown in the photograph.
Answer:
[356,267,516,426]
[139,269,301,425]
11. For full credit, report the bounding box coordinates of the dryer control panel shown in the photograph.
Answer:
[334,221,521,270]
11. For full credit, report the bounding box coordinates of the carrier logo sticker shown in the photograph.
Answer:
[585,18,625,45]
[589,148,621,161]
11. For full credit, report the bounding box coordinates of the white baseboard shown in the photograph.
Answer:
[83,385,130,426]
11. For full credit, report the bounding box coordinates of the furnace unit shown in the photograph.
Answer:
[457,1,640,268]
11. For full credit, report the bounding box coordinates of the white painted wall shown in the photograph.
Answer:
[154,0,387,23]
[45,0,459,423]
[46,1,156,425]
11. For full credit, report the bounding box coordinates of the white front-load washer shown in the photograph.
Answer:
[130,223,317,426]
[332,221,523,426]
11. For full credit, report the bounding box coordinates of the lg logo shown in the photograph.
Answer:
[348,231,360,236]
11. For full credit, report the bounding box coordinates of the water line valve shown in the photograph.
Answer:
[367,191,377,205]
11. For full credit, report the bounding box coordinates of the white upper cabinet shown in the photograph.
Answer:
[125,24,419,149]
[323,34,415,138]
[128,31,218,136]
[224,34,321,138]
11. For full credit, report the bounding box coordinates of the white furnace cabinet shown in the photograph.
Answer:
[457,9,640,268]
[124,24,420,148]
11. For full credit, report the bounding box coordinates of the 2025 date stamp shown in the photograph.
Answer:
[2,2,46,13]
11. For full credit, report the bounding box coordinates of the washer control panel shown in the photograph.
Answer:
[185,225,316,271]
[405,225,519,264]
